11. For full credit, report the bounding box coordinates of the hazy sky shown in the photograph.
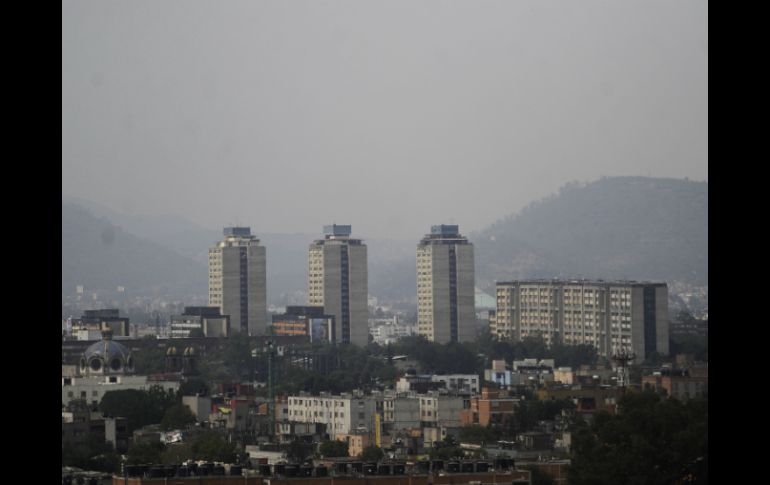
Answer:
[62,0,707,240]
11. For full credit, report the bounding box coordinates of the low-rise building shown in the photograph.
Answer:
[170,306,230,338]
[287,393,378,435]
[461,387,519,426]
[272,306,335,342]
[61,333,180,407]
[642,368,708,400]
[419,393,469,428]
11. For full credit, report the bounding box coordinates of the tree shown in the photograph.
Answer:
[569,391,707,485]
[360,446,384,462]
[100,386,179,433]
[459,425,500,445]
[319,440,349,458]
[161,403,196,430]
[161,443,194,464]
[126,441,165,465]
[191,431,237,462]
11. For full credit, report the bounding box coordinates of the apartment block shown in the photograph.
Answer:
[495,280,668,363]
[287,394,377,435]
[417,225,475,343]
[208,227,267,335]
[308,225,368,346]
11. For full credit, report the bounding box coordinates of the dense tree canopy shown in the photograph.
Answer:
[191,430,238,462]
[161,402,196,430]
[569,391,707,485]
[360,445,384,462]
[319,440,349,458]
[99,386,178,433]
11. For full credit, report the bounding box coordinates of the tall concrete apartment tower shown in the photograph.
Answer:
[417,225,476,343]
[308,225,368,346]
[208,227,267,336]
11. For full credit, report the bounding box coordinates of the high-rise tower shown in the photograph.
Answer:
[308,224,368,346]
[417,224,476,343]
[208,227,267,335]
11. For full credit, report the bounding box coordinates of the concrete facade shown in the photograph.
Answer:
[308,225,368,346]
[417,225,475,343]
[495,280,669,363]
[62,374,180,408]
[209,227,267,336]
[287,394,377,435]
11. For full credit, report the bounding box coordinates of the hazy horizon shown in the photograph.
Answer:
[63,0,707,240]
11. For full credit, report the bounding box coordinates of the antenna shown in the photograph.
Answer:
[611,347,636,394]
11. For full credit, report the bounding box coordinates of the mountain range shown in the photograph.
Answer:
[62,176,707,304]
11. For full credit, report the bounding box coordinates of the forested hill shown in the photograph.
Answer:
[62,203,207,296]
[473,177,708,291]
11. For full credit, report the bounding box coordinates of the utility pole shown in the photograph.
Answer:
[267,340,275,439]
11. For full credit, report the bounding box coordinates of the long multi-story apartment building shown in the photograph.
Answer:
[417,225,475,343]
[308,225,368,346]
[208,227,267,335]
[286,394,377,435]
[495,279,668,363]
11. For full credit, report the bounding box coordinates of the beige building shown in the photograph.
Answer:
[417,225,475,343]
[495,280,669,363]
[308,225,368,346]
[287,393,377,435]
[208,227,267,335]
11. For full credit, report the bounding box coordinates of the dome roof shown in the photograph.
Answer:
[84,339,132,362]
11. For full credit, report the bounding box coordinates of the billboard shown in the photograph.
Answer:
[309,318,333,343]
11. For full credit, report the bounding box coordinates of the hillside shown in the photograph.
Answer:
[62,204,207,296]
[472,177,708,291]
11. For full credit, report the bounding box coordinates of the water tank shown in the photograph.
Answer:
[198,463,212,476]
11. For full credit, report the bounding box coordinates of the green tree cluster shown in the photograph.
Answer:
[161,403,196,430]
[127,430,238,465]
[458,425,500,445]
[99,386,178,433]
[569,391,707,485]
[319,440,349,458]
[360,445,384,462]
